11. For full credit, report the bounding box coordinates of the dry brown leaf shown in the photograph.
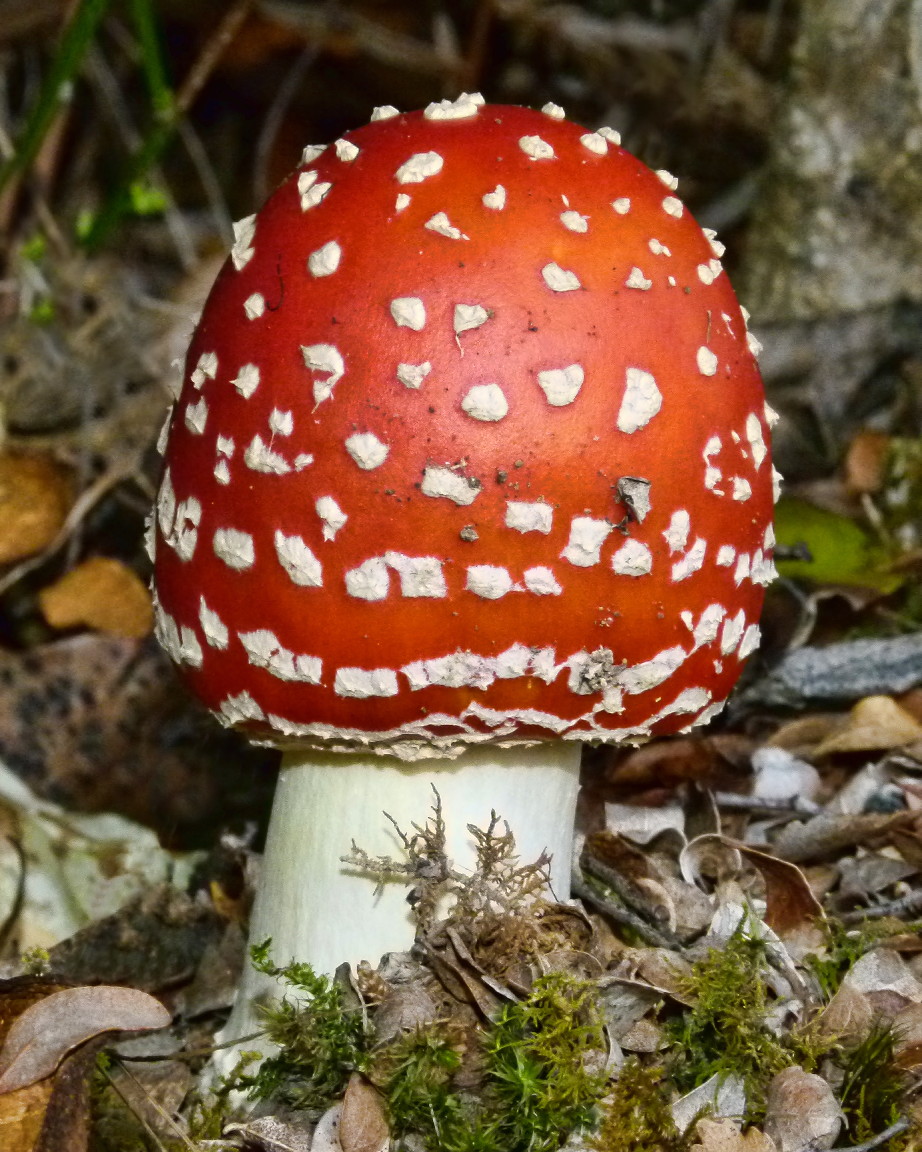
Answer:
[765,714,841,756]
[730,842,826,956]
[692,1117,778,1152]
[339,1073,389,1152]
[815,982,874,1040]
[814,695,922,757]
[0,985,170,1094]
[894,1002,922,1068]
[0,979,101,1152]
[38,556,153,639]
[763,1066,843,1152]
[0,453,71,566]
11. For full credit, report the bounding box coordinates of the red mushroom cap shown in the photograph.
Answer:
[152,97,776,760]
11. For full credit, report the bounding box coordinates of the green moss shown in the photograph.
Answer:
[375,972,606,1152]
[239,939,370,1111]
[376,1024,469,1146]
[806,918,922,1000]
[483,971,607,1150]
[663,923,793,1116]
[591,1058,688,1152]
[839,1022,908,1145]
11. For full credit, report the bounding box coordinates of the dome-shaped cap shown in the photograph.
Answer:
[152,98,776,761]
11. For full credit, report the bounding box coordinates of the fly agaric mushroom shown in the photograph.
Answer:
[151,95,777,1049]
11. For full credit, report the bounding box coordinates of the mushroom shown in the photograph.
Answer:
[151,95,777,1051]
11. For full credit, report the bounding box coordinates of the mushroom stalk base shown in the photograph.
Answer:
[217,742,581,1061]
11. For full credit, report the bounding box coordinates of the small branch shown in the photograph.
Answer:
[571,877,680,950]
[825,1116,911,1152]
[580,851,681,947]
[841,888,922,925]
[713,791,821,818]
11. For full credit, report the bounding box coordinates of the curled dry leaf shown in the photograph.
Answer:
[763,1066,843,1152]
[680,833,742,889]
[0,985,170,1095]
[38,556,154,640]
[730,842,826,957]
[606,802,685,846]
[0,453,72,566]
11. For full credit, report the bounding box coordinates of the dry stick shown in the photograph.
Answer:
[252,38,321,206]
[581,851,682,947]
[102,1060,195,1152]
[840,887,922,924]
[174,0,253,118]
[571,877,679,950]
[826,1116,911,1152]
[713,791,822,818]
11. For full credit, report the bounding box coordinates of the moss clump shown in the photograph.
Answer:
[839,1021,908,1145]
[663,923,793,1113]
[482,971,607,1150]
[374,972,606,1151]
[806,917,919,1000]
[240,940,370,1111]
[591,1058,688,1152]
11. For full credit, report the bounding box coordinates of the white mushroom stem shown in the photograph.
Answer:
[216,742,581,1060]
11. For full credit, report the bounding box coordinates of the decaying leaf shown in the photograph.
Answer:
[840,948,922,1016]
[844,430,890,495]
[0,985,170,1094]
[0,1077,54,1152]
[38,557,153,640]
[226,1110,314,1151]
[816,981,875,1042]
[339,1073,389,1152]
[692,1117,778,1152]
[673,1073,746,1133]
[763,1066,843,1152]
[730,843,825,957]
[768,810,912,866]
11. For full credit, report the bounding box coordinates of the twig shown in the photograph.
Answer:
[571,876,680,949]
[840,888,922,925]
[581,851,681,946]
[825,1116,911,1152]
[253,38,321,206]
[713,791,821,818]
